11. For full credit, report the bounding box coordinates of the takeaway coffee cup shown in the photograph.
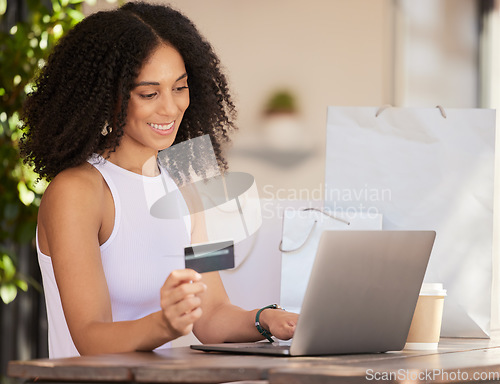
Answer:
[405,283,447,350]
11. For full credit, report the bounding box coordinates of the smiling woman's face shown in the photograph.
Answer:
[122,43,190,154]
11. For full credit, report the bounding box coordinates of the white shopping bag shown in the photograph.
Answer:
[280,207,382,313]
[324,106,496,337]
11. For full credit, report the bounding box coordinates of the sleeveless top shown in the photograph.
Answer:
[37,156,191,358]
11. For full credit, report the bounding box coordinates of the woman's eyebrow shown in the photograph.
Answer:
[135,81,160,87]
[176,73,188,81]
[134,73,188,88]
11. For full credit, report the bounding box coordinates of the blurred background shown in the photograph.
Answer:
[1,0,499,380]
[84,0,498,196]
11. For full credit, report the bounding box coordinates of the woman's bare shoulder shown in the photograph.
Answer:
[40,162,106,213]
[45,162,104,192]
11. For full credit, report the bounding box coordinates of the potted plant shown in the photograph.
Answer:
[264,90,297,115]
[261,90,304,151]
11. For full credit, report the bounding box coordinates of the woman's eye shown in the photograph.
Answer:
[140,93,156,99]
[174,86,189,92]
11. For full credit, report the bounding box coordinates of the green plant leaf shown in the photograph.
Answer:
[0,283,18,304]
[66,8,84,23]
[0,0,6,16]
[18,181,36,206]
[264,90,297,114]
[15,278,28,291]
[0,254,16,281]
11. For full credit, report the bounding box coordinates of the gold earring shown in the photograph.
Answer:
[101,122,112,136]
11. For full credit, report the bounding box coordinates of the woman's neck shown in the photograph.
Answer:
[105,149,160,177]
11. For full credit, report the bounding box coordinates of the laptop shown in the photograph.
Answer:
[191,230,436,356]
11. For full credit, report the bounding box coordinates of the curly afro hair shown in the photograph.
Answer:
[20,1,236,182]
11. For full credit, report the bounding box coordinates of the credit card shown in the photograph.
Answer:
[184,240,235,274]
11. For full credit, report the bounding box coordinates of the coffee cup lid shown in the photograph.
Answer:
[420,283,447,296]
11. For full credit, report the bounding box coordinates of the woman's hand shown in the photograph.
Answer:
[259,308,299,341]
[160,269,207,338]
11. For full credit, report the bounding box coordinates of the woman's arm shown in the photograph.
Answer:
[184,179,298,343]
[38,164,205,355]
[193,272,298,343]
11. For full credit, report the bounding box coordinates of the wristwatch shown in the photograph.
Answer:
[255,304,284,343]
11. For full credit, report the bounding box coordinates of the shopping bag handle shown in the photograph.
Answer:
[279,208,350,253]
[375,104,447,118]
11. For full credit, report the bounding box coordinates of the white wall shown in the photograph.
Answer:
[395,0,479,107]
[168,0,394,197]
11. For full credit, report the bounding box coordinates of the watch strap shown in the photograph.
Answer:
[255,304,283,343]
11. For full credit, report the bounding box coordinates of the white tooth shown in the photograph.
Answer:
[150,122,173,130]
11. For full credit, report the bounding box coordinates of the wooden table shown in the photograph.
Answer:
[8,337,500,384]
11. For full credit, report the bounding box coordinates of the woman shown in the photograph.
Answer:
[20,1,297,358]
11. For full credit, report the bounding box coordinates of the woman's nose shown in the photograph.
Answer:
[157,92,179,117]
